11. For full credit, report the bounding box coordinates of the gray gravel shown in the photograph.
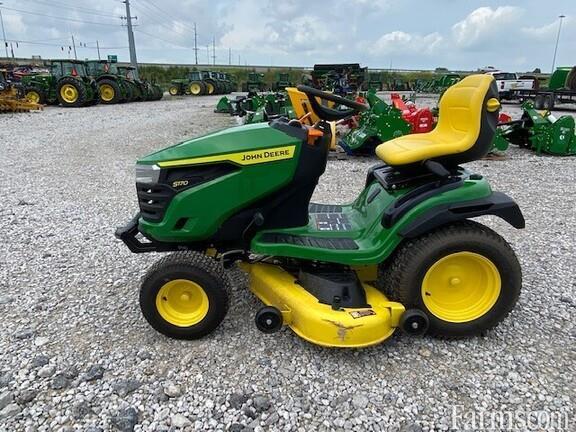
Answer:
[1,93,575,431]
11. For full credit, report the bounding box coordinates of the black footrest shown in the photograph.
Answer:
[260,233,358,250]
[309,203,343,213]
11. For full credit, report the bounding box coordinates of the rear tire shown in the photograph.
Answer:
[542,94,555,110]
[377,221,521,338]
[140,251,230,340]
[534,94,544,110]
[98,79,121,104]
[56,77,87,107]
[189,81,205,96]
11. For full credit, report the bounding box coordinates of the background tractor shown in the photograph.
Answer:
[272,72,293,91]
[85,60,132,104]
[242,72,266,92]
[21,60,99,108]
[117,66,163,101]
[169,71,206,96]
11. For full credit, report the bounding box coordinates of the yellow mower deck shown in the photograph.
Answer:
[241,263,405,347]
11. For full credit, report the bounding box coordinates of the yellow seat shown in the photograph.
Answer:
[376,74,500,167]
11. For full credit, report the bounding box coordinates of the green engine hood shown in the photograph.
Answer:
[138,123,298,166]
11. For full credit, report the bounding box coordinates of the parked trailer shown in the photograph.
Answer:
[509,66,576,110]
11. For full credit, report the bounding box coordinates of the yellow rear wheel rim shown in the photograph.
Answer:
[156,279,209,327]
[169,86,178,95]
[190,83,201,95]
[60,84,78,103]
[422,252,501,323]
[26,91,40,103]
[206,83,214,94]
[100,84,115,102]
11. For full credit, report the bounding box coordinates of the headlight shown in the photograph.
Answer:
[135,164,161,184]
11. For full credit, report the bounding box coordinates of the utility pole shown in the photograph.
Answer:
[551,14,566,73]
[0,3,9,58]
[71,35,77,59]
[212,36,216,65]
[123,0,139,78]
[228,47,231,65]
[206,45,209,64]
[193,22,198,65]
[96,40,101,60]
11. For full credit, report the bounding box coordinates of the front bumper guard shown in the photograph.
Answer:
[115,213,180,253]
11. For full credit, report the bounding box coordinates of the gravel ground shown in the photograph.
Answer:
[1,93,575,432]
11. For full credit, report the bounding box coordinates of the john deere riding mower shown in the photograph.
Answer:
[22,60,99,108]
[498,101,576,155]
[116,75,523,347]
[85,60,131,104]
[340,89,411,154]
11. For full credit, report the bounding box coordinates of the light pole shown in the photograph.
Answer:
[551,14,565,73]
[0,3,9,58]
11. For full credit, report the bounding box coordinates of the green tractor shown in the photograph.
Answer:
[22,59,99,108]
[116,74,524,347]
[225,73,237,92]
[117,66,163,101]
[272,72,293,91]
[340,89,411,154]
[199,71,222,95]
[242,72,266,92]
[169,71,207,96]
[85,60,132,104]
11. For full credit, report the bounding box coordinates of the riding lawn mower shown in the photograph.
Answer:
[116,75,524,347]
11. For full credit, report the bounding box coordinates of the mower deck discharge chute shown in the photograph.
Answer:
[116,75,524,348]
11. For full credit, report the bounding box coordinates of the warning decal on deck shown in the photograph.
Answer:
[349,310,376,319]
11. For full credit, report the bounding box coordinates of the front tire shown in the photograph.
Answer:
[378,221,521,338]
[140,252,230,340]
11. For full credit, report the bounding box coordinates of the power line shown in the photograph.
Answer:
[139,0,198,35]
[1,6,121,26]
[19,0,121,19]
[5,38,127,49]
[134,28,191,49]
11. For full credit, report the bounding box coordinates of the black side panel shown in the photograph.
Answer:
[260,233,358,250]
[399,192,525,238]
[212,124,331,246]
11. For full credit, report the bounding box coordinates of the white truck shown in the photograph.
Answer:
[486,72,538,100]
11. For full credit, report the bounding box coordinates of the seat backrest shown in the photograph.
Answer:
[435,74,500,165]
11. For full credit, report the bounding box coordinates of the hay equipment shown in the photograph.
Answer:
[0,69,43,113]
[390,93,434,133]
[339,89,411,154]
[497,101,576,156]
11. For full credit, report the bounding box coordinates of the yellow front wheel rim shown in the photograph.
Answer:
[169,86,178,95]
[100,84,115,102]
[26,91,40,103]
[60,84,79,103]
[190,83,201,95]
[422,252,501,323]
[156,279,209,327]
[206,83,214,94]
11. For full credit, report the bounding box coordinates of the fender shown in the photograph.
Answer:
[398,191,525,238]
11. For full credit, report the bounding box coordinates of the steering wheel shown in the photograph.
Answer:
[297,85,368,121]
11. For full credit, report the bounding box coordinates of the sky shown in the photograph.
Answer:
[0,0,573,72]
